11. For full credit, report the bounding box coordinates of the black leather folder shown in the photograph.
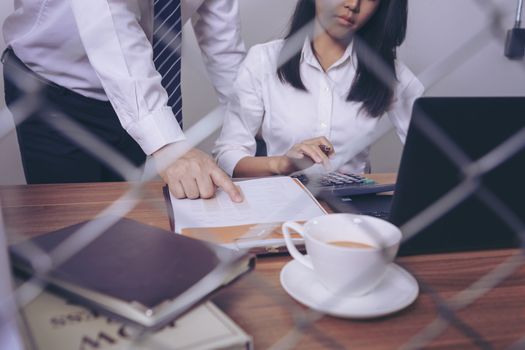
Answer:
[10,218,255,330]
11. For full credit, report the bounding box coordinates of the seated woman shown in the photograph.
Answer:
[214,0,424,178]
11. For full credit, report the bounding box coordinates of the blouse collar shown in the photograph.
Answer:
[301,37,355,71]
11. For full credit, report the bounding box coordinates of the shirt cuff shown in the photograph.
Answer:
[217,149,252,177]
[125,107,186,155]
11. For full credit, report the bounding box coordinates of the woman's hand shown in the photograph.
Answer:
[275,137,335,175]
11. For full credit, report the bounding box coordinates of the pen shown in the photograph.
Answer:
[319,144,331,155]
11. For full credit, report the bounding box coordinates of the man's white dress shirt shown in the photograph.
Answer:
[3,0,245,155]
[213,39,425,176]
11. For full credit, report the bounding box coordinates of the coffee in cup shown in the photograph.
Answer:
[327,241,376,249]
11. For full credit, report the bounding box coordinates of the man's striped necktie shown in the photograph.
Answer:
[153,0,183,127]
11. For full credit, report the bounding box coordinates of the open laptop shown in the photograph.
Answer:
[335,97,525,256]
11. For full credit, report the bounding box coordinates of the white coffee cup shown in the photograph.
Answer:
[282,213,402,296]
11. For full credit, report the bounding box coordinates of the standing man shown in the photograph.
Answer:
[2,0,244,201]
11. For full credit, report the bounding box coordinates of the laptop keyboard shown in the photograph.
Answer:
[362,210,391,221]
[333,195,394,222]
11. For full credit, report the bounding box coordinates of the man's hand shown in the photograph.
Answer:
[154,145,242,202]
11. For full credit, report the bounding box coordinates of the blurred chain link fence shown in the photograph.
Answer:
[1,0,524,349]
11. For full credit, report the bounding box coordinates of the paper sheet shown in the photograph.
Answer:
[170,177,325,233]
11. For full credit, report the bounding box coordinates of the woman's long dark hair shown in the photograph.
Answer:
[277,0,408,117]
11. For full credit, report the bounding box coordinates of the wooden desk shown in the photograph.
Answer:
[1,175,524,349]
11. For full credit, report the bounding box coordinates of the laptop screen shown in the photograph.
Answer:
[390,97,525,256]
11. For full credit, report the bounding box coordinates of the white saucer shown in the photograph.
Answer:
[280,258,419,319]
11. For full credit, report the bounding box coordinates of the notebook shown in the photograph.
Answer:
[163,176,327,254]
[10,218,255,330]
[18,285,252,350]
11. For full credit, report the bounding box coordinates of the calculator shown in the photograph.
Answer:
[293,171,396,197]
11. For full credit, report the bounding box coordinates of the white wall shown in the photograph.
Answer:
[375,0,525,172]
[1,0,524,184]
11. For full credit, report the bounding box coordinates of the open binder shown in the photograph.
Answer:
[163,176,327,254]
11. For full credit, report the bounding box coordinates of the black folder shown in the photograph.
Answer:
[10,218,255,330]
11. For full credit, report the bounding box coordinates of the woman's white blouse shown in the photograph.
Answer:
[213,39,424,176]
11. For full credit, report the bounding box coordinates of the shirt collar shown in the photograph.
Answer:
[301,38,318,67]
[301,37,354,71]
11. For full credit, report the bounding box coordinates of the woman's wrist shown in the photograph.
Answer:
[269,156,294,175]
